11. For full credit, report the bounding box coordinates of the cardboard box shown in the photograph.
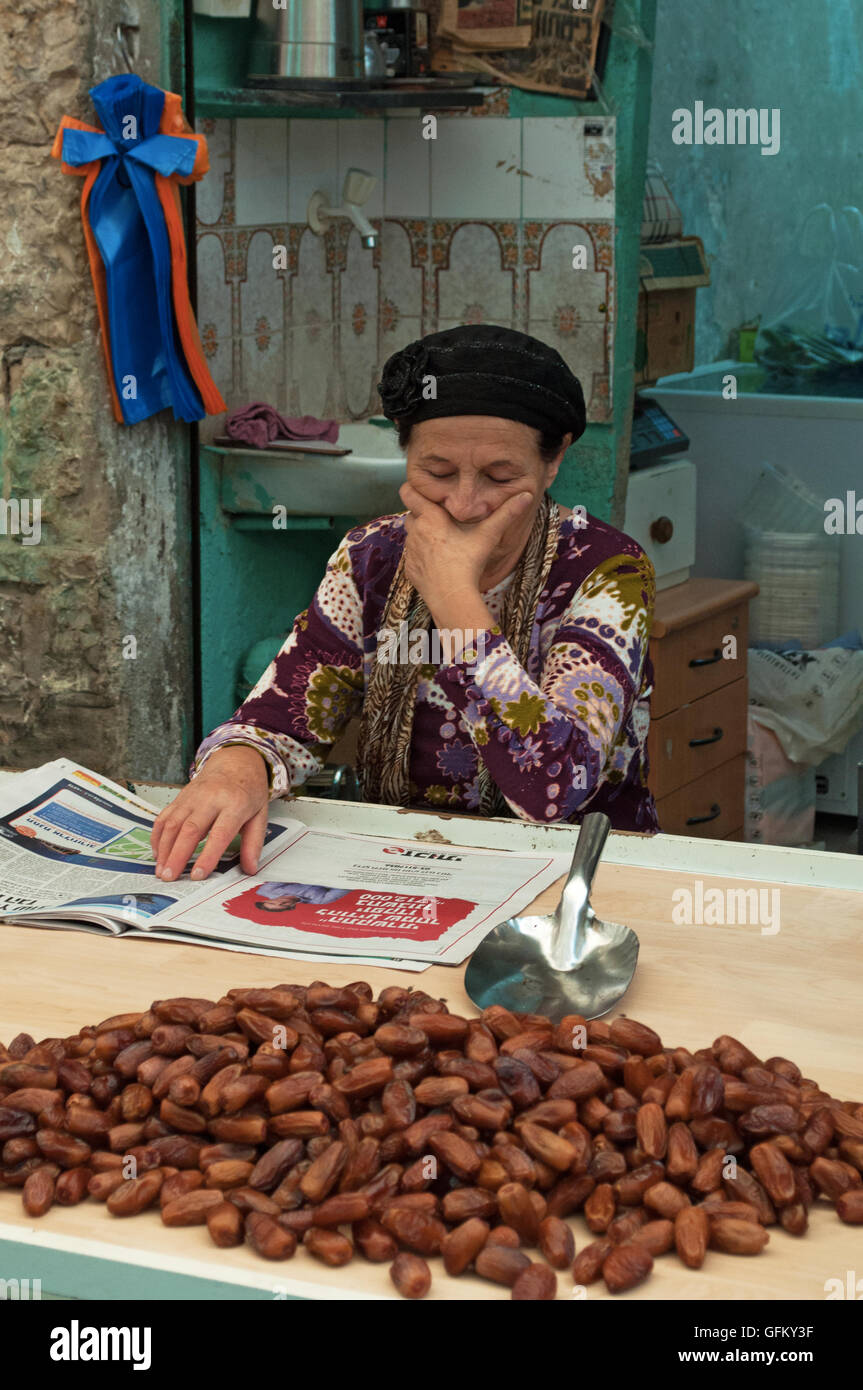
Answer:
[634,236,710,386]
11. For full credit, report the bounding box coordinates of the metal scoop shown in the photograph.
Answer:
[464,812,638,1022]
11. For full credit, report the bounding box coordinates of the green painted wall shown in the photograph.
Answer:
[543,0,658,525]
[199,448,351,731]
[648,0,863,363]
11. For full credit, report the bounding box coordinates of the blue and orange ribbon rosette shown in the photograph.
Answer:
[52,73,226,425]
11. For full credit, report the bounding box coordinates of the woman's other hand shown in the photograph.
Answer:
[150,745,271,883]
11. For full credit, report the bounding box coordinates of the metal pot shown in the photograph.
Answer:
[247,0,365,82]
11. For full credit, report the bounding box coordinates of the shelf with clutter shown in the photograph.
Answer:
[190,0,616,119]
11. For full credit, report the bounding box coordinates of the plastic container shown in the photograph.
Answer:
[739,462,840,648]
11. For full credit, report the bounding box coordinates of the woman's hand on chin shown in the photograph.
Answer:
[399,481,531,631]
[150,745,271,883]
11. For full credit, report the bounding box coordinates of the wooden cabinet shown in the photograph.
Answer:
[647,578,759,839]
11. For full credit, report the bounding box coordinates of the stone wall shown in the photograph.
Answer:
[0,0,194,782]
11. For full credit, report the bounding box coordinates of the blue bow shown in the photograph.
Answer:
[62,74,204,425]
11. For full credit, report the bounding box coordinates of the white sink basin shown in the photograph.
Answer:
[216,420,407,518]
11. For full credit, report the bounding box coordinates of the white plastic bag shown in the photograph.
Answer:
[747,646,863,765]
[755,204,863,376]
[745,713,816,847]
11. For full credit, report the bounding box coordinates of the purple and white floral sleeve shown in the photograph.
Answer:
[435,548,657,825]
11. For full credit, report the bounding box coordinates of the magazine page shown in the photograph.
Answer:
[148,821,569,966]
[42,758,167,820]
[0,762,286,931]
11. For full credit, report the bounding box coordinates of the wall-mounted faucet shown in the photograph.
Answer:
[307,168,378,250]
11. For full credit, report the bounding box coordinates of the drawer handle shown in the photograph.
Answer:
[689,649,722,668]
[650,515,674,544]
[689,727,724,748]
[686,803,721,826]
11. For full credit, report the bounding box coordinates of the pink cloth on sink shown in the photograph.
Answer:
[225,402,339,449]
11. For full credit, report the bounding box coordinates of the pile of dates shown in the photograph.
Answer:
[1,982,862,1300]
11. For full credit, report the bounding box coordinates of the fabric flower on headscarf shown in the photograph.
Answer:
[377,340,431,419]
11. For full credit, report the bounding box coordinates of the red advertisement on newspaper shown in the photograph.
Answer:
[223,881,475,942]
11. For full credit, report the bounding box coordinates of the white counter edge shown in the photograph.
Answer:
[273,797,861,893]
[1,772,857,895]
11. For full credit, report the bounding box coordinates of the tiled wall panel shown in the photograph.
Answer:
[195,115,615,435]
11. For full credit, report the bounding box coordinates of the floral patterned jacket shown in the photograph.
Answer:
[193,511,660,832]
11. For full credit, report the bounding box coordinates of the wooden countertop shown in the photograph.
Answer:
[2,853,862,1301]
[651,578,760,639]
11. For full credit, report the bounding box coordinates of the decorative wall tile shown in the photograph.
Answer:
[240,330,287,412]
[197,118,233,228]
[378,219,424,331]
[288,120,339,223]
[341,339,380,419]
[430,118,522,219]
[291,225,334,328]
[195,232,232,437]
[323,217,352,276]
[337,120,385,217]
[340,225,381,419]
[436,221,518,329]
[341,225,380,319]
[522,117,616,220]
[240,228,287,341]
[524,220,613,420]
[377,225,425,387]
[384,120,431,217]
[288,324,337,419]
[197,232,231,356]
[234,119,288,226]
[525,222,611,320]
[527,317,611,423]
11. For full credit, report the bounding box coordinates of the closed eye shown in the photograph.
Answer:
[424,469,519,484]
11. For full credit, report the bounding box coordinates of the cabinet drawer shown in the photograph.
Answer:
[647,678,747,800]
[649,602,750,718]
[655,755,746,839]
[623,458,696,589]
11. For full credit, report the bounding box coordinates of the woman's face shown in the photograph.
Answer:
[404,416,569,560]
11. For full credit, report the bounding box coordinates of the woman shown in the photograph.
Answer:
[152,325,658,883]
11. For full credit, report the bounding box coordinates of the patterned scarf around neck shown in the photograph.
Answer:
[356,493,562,816]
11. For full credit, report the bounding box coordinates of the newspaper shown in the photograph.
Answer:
[0,761,426,970]
[0,761,569,969]
[151,818,570,966]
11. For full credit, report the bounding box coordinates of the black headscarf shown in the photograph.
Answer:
[377,324,587,442]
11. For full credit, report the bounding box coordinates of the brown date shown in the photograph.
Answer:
[389,1251,431,1298]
